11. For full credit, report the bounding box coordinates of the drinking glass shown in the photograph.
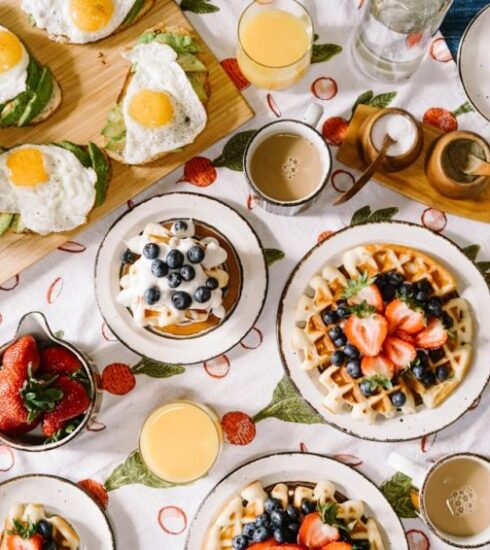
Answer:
[352,0,453,82]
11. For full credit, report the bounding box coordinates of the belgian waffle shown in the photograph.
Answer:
[203,480,385,550]
[292,244,474,424]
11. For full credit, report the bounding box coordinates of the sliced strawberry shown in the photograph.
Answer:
[40,346,81,376]
[361,354,396,378]
[385,299,425,334]
[395,330,415,345]
[414,318,448,350]
[5,532,43,550]
[347,284,383,312]
[249,541,304,549]
[383,336,416,369]
[344,313,387,357]
[2,335,40,378]
[298,513,340,549]
[321,543,353,550]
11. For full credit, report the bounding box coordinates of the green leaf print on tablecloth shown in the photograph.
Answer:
[350,205,399,226]
[463,245,490,289]
[105,450,175,491]
[253,376,325,424]
[180,0,219,14]
[380,472,418,519]
[264,248,285,266]
[311,42,343,64]
[132,358,185,378]
[213,130,257,171]
[351,90,398,118]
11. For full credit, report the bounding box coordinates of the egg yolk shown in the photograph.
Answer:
[6,148,48,187]
[128,90,174,128]
[70,0,115,32]
[0,30,23,74]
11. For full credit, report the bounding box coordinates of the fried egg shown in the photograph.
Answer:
[121,41,207,165]
[0,25,29,104]
[0,145,97,234]
[21,0,136,43]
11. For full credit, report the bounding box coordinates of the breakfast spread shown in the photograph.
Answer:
[0,503,80,549]
[118,219,239,336]
[0,25,61,128]
[204,479,385,550]
[0,142,110,236]
[101,25,209,165]
[21,0,155,44]
[292,244,474,423]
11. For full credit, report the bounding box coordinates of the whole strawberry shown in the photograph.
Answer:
[2,335,40,378]
[40,346,82,376]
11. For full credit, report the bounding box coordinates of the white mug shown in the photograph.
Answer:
[243,104,332,216]
[389,452,490,548]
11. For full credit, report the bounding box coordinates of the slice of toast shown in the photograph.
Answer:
[103,24,210,165]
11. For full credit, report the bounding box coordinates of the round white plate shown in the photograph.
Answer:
[458,4,490,121]
[95,192,268,365]
[0,475,115,549]
[278,222,490,442]
[185,452,408,549]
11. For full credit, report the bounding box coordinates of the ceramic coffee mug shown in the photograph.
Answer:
[244,104,332,215]
[389,452,490,548]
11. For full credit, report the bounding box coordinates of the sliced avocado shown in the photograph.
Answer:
[11,214,27,234]
[0,214,14,237]
[18,66,53,127]
[177,53,206,72]
[138,31,199,54]
[102,104,125,138]
[187,72,209,103]
[88,143,110,207]
[56,140,91,167]
[122,0,146,27]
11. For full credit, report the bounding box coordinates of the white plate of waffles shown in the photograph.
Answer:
[186,452,407,550]
[278,222,490,441]
[95,192,268,364]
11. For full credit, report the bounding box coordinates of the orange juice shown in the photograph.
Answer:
[139,402,222,484]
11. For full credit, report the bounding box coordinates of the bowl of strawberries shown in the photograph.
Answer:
[0,311,97,451]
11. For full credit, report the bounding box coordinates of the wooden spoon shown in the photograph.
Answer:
[335,134,396,205]
[462,153,490,177]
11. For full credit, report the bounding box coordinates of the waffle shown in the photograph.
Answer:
[292,244,474,424]
[203,479,385,550]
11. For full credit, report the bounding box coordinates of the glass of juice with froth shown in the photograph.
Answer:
[139,401,223,484]
[237,0,313,90]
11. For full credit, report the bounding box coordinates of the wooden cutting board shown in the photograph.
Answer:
[337,104,490,224]
[0,0,254,285]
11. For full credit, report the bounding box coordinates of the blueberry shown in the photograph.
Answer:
[331,350,345,366]
[144,287,160,305]
[334,335,347,347]
[42,541,57,550]
[167,272,182,289]
[381,285,396,302]
[412,364,426,380]
[121,249,135,264]
[265,497,280,514]
[336,305,351,320]
[273,528,286,543]
[426,297,443,317]
[387,271,404,287]
[253,526,270,542]
[285,505,299,521]
[301,499,316,515]
[187,245,205,264]
[194,286,211,303]
[232,535,249,550]
[172,291,192,310]
[255,513,270,528]
[343,344,359,358]
[329,326,343,340]
[390,391,406,408]
[423,370,436,387]
[206,277,219,290]
[151,259,168,278]
[286,522,300,536]
[429,348,445,362]
[173,220,188,234]
[360,380,375,396]
[398,282,414,297]
[166,249,184,269]
[322,309,338,326]
[415,279,434,295]
[143,242,160,260]
[442,312,454,329]
[415,290,428,303]
[37,519,53,539]
[346,359,362,379]
[180,265,196,282]
[416,349,429,367]
[270,509,285,527]
[242,523,255,539]
[375,273,388,287]
[436,365,450,381]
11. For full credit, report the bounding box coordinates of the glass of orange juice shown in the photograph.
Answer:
[237,0,314,90]
[139,401,223,484]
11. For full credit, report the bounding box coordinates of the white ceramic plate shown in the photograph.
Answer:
[185,452,408,549]
[458,4,490,121]
[0,475,115,549]
[277,222,490,441]
[95,192,268,365]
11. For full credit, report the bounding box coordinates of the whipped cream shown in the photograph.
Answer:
[117,220,229,329]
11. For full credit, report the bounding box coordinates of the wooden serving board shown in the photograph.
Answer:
[337,104,490,224]
[0,0,254,285]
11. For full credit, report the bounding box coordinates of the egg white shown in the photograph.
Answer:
[21,0,136,44]
[0,25,29,104]
[0,145,97,234]
[121,42,207,165]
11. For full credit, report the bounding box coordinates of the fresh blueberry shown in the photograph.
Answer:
[360,380,375,396]
[242,523,256,539]
[301,500,316,515]
[194,286,212,303]
[412,364,426,380]
[273,528,287,544]
[41,541,57,550]
[334,335,347,347]
[253,527,270,542]
[180,265,196,282]
[285,505,299,521]
[265,497,280,514]
[375,273,388,287]
[286,522,300,536]
[429,348,445,362]
[322,309,338,326]
[442,312,454,329]
[37,519,53,539]
[167,272,182,289]
[173,220,188,234]
[143,242,160,260]
[151,259,168,278]
[426,297,443,317]
[436,365,450,381]
[415,279,434,295]
[381,284,396,302]
[270,510,285,527]
[166,249,184,269]
[336,305,351,320]
[423,370,436,387]
[346,359,362,379]
[331,350,345,366]
[343,344,359,358]
[187,245,205,264]
[206,277,219,290]
[390,391,406,408]
[416,349,429,367]
[398,282,414,297]
[144,287,160,305]
[387,270,404,287]
[172,291,192,310]
[121,249,135,264]
[255,513,270,528]
[415,290,428,303]
[329,326,343,340]
[232,535,249,550]
[337,298,348,306]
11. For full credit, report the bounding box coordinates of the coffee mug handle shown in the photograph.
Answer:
[302,104,324,129]
[388,451,426,488]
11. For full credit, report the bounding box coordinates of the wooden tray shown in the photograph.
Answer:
[0,0,254,285]
[337,104,490,224]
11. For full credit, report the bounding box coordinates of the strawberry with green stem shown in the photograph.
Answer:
[423,101,473,133]
[344,301,388,357]
[342,272,383,312]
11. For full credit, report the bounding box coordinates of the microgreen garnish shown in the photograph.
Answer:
[7,518,38,539]
[348,300,376,318]
[317,502,349,532]
[362,375,393,392]
[342,272,375,300]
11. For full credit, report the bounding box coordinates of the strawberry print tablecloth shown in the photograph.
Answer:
[1,1,490,549]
